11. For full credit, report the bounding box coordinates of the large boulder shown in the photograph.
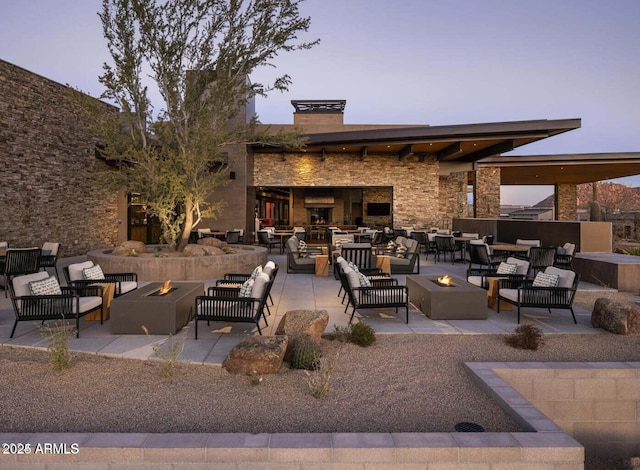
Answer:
[223,335,288,375]
[183,244,226,256]
[111,240,147,256]
[591,297,640,335]
[275,310,329,361]
[198,237,228,249]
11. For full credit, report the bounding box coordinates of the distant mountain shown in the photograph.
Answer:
[529,182,640,212]
[577,182,640,212]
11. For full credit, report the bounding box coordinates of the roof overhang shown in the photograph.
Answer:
[476,152,640,185]
[250,118,582,165]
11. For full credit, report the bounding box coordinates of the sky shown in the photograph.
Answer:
[1,0,639,205]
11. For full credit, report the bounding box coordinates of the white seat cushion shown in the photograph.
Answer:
[76,296,103,314]
[544,266,576,288]
[68,261,94,282]
[12,272,50,297]
[116,281,138,295]
[506,257,530,275]
[498,288,519,303]
[467,276,483,287]
[251,272,271,300]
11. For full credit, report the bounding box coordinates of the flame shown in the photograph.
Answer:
[437,275,452,286]
[158,280,172,295]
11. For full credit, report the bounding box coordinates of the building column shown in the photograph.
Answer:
[474,167,501,218]
[554,183,578,220]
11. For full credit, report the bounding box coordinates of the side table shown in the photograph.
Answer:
[487,277,512,311]
[314,254,329,276]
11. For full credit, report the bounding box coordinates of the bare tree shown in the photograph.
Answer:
[97,0,317,250]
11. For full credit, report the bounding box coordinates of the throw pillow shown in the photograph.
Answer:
[250,265,263,280]
[357,271,371,287]
[239,278,254,297]
[532,272,559,287]
[29,276,62,296]
[386,240,397,251]
[496,262,518,275]
[396,244,407,258]
[298,239,308,258]
[82,264,105,280]
[347,261,360,273]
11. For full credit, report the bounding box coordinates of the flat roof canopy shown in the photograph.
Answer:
[477,152,640,185]
[252,118,582,164]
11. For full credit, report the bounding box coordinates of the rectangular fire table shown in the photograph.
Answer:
[110,281,204,334]
[406,275,488,320]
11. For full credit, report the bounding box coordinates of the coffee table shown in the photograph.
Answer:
[406,275,487,320]
[110,281,204,334]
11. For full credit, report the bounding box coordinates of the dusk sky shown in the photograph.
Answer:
[1,0,639,205]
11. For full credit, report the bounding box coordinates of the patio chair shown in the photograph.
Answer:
[554,243,576,269]
[410,231,428,254]
[216,262,278,315]
[8,271,104,338]
[257,230,279,253]
[497,266,580,324]
[515,239,541,258]
[393,228,408,238]
[467,257,529,289]
[38,242,61,279]
[388,238,420,274]
[338,265,408,324]
[225,230,241,244]
[467,242,506,269]
[527,246,557,277]
[434,235,462,264]
[285,236,323,273]
[194,273,273,338]
[63,261,138,297]
[0,247,41,297]
[335,243,380,278]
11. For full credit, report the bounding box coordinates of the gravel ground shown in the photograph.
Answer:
[0,291,638,469]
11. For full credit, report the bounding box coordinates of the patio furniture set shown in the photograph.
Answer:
[2,231,580,339]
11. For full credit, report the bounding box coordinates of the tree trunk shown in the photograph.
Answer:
[177,201,194,252]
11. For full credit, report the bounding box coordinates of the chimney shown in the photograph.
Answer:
[292,100,346,126]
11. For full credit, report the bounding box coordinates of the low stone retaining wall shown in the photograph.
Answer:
[88,245,267,282]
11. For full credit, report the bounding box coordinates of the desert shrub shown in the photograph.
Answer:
[305,350,340,399]
[349,321,376,347]
[623,246,640,256]
[291,336,321,370]
[142,325,186,378]
[41,322,74,371]
[505,323,544,350]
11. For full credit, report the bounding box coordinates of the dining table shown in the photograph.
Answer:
[490,243,530,256]
[272,231,293,254]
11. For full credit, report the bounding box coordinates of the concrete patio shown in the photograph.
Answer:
[0,251,611,365]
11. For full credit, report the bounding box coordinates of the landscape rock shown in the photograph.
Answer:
[591,297,640,335]
[111,240,147,256]
[198,237,228,249]
[223,335,288,375]
[182,244,207,257]
[275,310,329,361]
[625,457,640,470]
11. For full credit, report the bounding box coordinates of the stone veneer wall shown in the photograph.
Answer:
[253,153,442,228]
[475,167,501,218]
[556,183,578,221]
[362,187,393,227]
[496,367,640,459]
[0,59,119,256]
[438,172,468,230]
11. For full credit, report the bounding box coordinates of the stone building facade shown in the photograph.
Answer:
[0,59,121,256]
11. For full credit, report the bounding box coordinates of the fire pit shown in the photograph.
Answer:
[406,275,487,320]
[110,281,204,334]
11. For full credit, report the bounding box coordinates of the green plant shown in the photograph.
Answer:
[142,325,187,378]
[623,246,640,256]
[40,322,75,371]
[221,246,237,254]
[349,321,376,347]
[290,336,321,370]
[505,323,545,351]
[305,350,340,399]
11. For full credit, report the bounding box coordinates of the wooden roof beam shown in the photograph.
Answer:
[438,142,462,161]
[398,144,413,160]
[457,140,514,163]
